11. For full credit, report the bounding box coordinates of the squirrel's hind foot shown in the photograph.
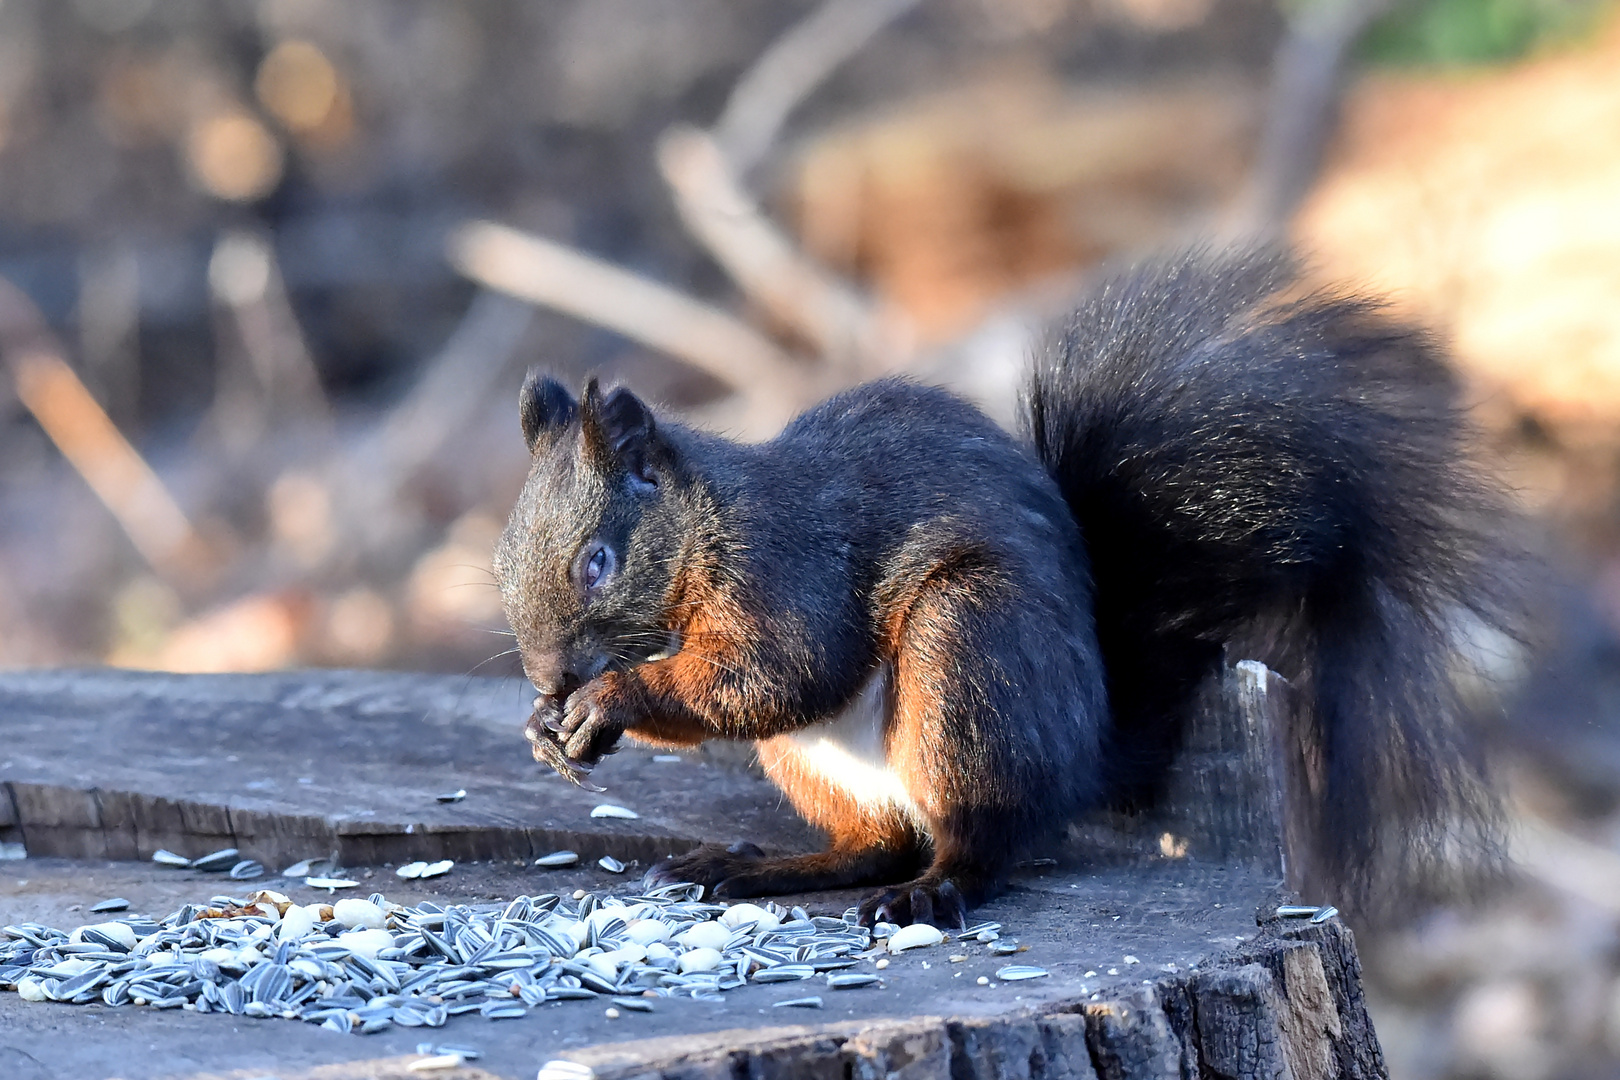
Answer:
[857,877,974,929]
[641,841,766,896]
[643,842,923,902]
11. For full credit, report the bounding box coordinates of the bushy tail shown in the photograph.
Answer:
[1024,246,1512,910]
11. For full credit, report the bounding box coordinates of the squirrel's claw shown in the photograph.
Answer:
[527,694,567,736]
[527,720,607,791]
[555,757,607,793]
[567,771,607,794]
[640,860,680,892]
[523,681,621,790]
[858,878,970,930]
[642,842,765,897]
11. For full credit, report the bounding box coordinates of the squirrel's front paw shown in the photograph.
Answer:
[525,694,566,740]
[526,695,606,792]
[558,678,629,765]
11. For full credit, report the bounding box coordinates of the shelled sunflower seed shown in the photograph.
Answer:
[0,879,962,1035]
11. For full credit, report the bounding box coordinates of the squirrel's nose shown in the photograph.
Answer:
[535,670,581,697]
[528,649,611,694]
[527,651,581,696]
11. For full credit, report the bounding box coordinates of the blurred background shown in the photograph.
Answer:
[1,0,1619,1075]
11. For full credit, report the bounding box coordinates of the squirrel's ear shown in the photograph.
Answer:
[519,372,577,451]
[579,379,660,489]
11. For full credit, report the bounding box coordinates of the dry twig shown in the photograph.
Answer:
[661,0,923,381]
[1511,813,1620,918]
[331,289,535,556]
[207,230,332,449]
[0,278,207,582]
[448,0,918,425]
[361,289,534,483]
[1232,0,1400,236]
[447,220,812,435]
[656,126,899,375]
[713,0,924,177]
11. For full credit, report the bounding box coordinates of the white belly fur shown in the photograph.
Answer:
[784,668,920,820]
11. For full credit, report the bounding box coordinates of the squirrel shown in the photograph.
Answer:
[493,246,1510,927]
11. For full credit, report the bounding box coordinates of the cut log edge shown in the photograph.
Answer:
[546,920,1386,1080]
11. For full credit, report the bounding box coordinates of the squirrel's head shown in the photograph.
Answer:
[494,373,686,696]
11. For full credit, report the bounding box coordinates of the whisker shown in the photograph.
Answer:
[434,645,524,728]
[465,646,521,677]
[664,649,747,681]
[603,635,748,681]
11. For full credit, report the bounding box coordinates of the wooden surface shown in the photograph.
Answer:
[0,856,1380,1080]
[0,668,820,870]
[0,664,1381,1080]
[1164,660,1302,880]
[1067,660,1305,889]
[548,920,1384,1080]
[0,663,1304,879]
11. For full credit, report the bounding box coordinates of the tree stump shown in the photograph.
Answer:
[0,663,1385,1080]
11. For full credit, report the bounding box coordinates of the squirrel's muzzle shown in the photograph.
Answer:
[526,650,609,696]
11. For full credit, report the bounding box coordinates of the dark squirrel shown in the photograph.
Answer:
[493,247,1509,927]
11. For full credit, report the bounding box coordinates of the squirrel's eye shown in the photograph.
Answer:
[583,545,610,590]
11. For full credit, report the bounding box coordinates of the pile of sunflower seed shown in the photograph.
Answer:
[0,883,1020,1035]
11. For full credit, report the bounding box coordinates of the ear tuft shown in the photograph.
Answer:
[520,372,577,450]
[600,387,655,455]
[579,380,660,487]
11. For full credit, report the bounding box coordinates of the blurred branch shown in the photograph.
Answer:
[0,278,207,582]
[448,220,812,435]
[76,244,141,428]
[713,0,924,177]
[355,289,532,496]
[1511,813,1620,917]
[298,289,538,569]
[1231,0,1398,236]
[656,125,901,375]
[661,0,920,382]
[207,230,332,448]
